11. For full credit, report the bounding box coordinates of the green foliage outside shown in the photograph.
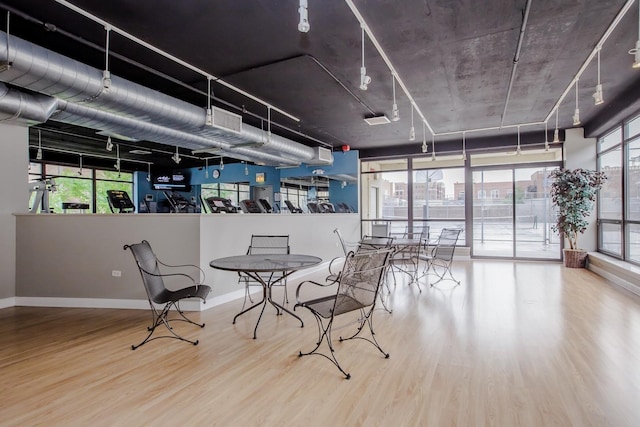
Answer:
[32,164,133,213]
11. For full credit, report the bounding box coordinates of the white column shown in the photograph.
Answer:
[563,127,598,252]
[0,122,29,304]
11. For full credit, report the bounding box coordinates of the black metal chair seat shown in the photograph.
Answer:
[153,284,211,305]
[296,293,366,319]
[124,240,211,349]
[294,248,393,379]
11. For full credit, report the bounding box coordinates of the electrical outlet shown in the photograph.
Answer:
[111,270,122,277]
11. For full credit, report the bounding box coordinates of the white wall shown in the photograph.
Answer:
[200,214,360,297]
[14,213,360,309]
[564,127,598,251]
[0,123,28,305]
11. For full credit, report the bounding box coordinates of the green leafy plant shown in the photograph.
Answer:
[549,168,607,250]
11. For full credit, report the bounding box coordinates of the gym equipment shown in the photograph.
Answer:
[204,196,238,213]
[240,199,263,213]
[28,178,56,213]
[163,191,196,213]
[284,200,303,213]
[107,190,135,213]
[258,199,273,213]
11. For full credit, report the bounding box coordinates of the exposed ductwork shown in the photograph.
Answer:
[0,31,332,166]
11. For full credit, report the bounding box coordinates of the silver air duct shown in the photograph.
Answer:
[0,31,329,166]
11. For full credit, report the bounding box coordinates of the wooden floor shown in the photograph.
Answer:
[2,260,640,426]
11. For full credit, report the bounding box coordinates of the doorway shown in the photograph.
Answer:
[472,166,560,260]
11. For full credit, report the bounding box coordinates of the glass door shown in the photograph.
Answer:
[472,166,561,260]
[472,169,514,257]
[514,167,560,259]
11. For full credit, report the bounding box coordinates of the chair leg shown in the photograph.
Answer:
[174,301,205,328]
[131,301,200,350]
[339,307,390,359]
[427,260,460,287]
[297,311,351,379]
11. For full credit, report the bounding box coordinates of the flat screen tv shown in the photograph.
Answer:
[152,171,191,191]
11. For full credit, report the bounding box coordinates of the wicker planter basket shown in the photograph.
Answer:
[563,249,588,268]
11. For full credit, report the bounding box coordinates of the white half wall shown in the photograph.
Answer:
[14,213,360,309]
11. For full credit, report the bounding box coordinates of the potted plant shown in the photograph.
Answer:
[549,168,606,268]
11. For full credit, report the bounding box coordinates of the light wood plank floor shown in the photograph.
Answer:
[2,260,640,426]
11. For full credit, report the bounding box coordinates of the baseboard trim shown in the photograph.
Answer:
[3,266,323,311]
[588,252,640,297]
[0,297,16,309]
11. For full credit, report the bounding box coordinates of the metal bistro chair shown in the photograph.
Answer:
[326,228,360,284]
[389,226,429,290]
[414,228,462,287]
[239,235,290,310]
[124,240,211,349]
[294,248,394,379]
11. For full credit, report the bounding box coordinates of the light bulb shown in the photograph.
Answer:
[421,142,428,153]
[573,108,580,126]
[36,147,42,160]
[391,103,399,121]
[220,157,224,170]
[298,0,310,33]
[553,129,560,143]
[106,136,113,152]
[360,67,371,90]
[205,108,213,126]
[409,126,415,141]
[102,69,111,94]
[593,84,604,105]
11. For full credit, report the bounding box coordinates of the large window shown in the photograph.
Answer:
[361,157,465,241]
[201,183,249,208]
[280,185,308,213]
[96,170,135,213]
[29,162,133,214]
[597,113,640,262]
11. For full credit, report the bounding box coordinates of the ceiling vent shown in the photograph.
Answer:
[212,106,242,133]
[364,115,390,125]
[307,146,334,165]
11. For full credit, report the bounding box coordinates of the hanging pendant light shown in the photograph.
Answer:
[391,75,400,121]
[553,108,561,143]
[544,121,550,152]
[593,47,604,105]
[102,26,112,94]
[205,77,213,126]
[409,105,415,141]
[298,0,310,33]
[421,121,427,153]
[462,131,467,161]
[172,146,181,164]
[516,126,522,155]
[204,158,209,179]
[431,133,436,161]
[78,154,83,175]
[359,26,371,90]
[36,129,43,160]
[146,163,151,182]
[572,80,581,126]
[219,156,224,170]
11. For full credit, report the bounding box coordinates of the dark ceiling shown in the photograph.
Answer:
[1,0,640,170]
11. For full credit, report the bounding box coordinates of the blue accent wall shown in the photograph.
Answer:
[133,150,359,213]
